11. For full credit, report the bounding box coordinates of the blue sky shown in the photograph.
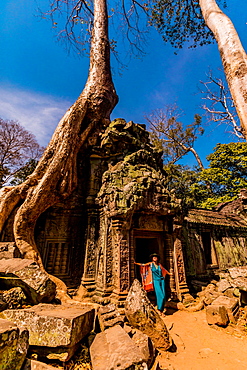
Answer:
[0,1,247,167]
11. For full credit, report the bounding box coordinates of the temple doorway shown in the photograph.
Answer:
[135,237,160,264]
[134,231,164,264]
[134,231,166,305]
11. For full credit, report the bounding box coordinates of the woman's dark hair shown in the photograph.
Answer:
[149,253,160,261]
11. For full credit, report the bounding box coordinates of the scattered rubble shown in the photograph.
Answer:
[0,259,56,304]
[97,303,124,330]
[125,279,172,352]
[22,359,58,369]
[1,303,95,362]
[1,287,27,309]
[90,324,148,370]
[0,318,29,370]
[0,250,246,369]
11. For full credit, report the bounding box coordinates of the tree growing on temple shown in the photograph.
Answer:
[0,0,118,272]
[0,119,44,187]
[151,0,247,138]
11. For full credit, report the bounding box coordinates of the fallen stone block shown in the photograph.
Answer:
[1,287,27,309]
[217,279,232,293]
[231,277,247,292]
[0,242,21,259]
[212,295,239,322]
[90,325,148,370]
[0,318,29,370]
[2,303,95,362]
[0,258,56,304]
[206,304,229,326]
[228,266,247,279]
[131,328,155,367]
[22,359,58,370]
[125,279,172,351]
[98,303,124,330]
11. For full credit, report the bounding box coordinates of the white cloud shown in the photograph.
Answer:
[0,86,72,146]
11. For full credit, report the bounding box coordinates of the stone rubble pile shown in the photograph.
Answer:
[0,245,172,370]
[194,266,247,327]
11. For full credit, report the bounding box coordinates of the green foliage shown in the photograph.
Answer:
[150,0,226,50]
[163,163,200,207]
[163,142,247,210]
[10,159,38,186]
[191,142,247,209]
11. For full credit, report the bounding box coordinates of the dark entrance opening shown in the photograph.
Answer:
[135,237,160,264]
[201,232,212,265]
[134,236,163,306]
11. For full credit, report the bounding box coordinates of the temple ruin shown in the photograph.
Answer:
[1,119,190,304]
[2,119,247,306]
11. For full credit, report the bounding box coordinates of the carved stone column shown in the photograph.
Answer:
[81,207,98,291]
[111,218,130,303]
[164,233,177,299]
[81,155,104,292]
[173,223,191,300]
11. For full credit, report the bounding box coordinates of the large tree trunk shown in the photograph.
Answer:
[199,0,247,138]
[0,0,118,268]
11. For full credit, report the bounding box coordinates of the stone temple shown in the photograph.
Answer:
[1,119,191,304]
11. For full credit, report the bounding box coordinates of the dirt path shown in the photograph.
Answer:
[159,309,247,370]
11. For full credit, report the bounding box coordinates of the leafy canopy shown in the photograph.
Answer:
[150,0,226,50]
[191,142,247,209]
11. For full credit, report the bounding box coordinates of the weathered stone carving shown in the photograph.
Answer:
[90,325,148,370]
[125,279,172,352]
[2,303,95,361]
[0,259,56,304]
[0,318,29,370]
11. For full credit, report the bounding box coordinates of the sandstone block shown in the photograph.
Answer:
[0,242,21,260]
[125,279,172,351]
[212,295,239,322]
[0,259,56,304]
[2,303,95,362]
[22,359,58,370]
[98,303,124,330]
[1,287,27,309]
[206,304,229,326]
[217,279,232,293]
[231,277,247,291]
[228,266,247,279]
[90,325,147,370]
[0,318,29,370]
[132,329,155,367]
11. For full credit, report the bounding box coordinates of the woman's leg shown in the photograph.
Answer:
[153,279,166,311]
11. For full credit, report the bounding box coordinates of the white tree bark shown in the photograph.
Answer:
[199,0,247,138]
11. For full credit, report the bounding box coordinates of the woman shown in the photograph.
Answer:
[134,253,171,312]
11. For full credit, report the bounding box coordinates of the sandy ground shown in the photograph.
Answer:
[158,309,247,370]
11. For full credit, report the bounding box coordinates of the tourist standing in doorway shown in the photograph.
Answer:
[134,253,171,312]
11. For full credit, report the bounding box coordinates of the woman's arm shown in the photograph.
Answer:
[134,261,150,266]
[160,264,172,276]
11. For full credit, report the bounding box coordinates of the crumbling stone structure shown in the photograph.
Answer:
[183,190,247,285]
[1,119,190,304]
